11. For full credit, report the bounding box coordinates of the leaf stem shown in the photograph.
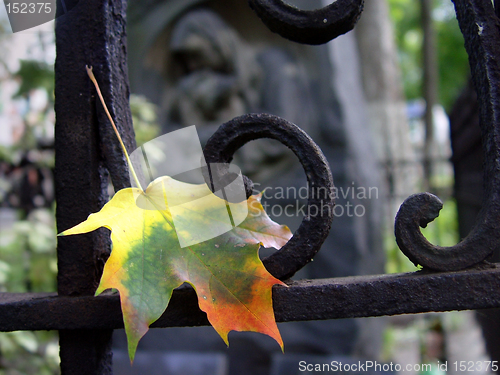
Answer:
[86,65,143,191]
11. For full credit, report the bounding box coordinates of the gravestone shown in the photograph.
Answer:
[117,0,387,373]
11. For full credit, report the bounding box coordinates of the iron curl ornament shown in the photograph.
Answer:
[206,0,500,275]
[395,0,500,270]
[247,0,364,45]
[203,113,335,281]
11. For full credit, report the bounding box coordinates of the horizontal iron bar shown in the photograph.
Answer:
[1,264,499,332]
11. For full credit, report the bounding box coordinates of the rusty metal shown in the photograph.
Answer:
[247,0,364,45]
[1,264,500,331]
[203,113,335,281]
[395,0,500,271]
[54,0,135,373]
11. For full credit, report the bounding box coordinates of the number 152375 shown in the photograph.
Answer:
[5,2,52,14]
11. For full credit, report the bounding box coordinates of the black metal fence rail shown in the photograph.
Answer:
[1,265,500,331]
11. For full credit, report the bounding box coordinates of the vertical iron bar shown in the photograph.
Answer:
[54,0,135,373]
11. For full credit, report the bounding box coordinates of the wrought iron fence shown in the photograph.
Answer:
[0,0,500,373]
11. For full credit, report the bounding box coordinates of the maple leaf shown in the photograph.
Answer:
[60,177,290,361]
[58,67,292,362]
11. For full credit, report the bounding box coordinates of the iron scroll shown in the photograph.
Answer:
[247,0,364,45]
[395,0,500,271]
[203,113,335,280]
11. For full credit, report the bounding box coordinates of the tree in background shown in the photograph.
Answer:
[389,0,469,112]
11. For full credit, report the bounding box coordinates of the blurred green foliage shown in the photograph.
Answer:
[388,0,469,111]
[420,198,459,247]
[0,19,59,372]
[0,331,59,375]
[13,60,54,100]
[0,209,57,293]
[130,94,159,146]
